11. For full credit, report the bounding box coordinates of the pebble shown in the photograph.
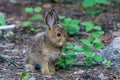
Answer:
[0,78,15,80]
[98,73,108,80]
[27,77,36,80]
[43,3,52,9]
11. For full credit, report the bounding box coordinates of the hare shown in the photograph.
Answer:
[25,8,68,76]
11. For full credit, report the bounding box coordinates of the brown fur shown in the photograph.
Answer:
[25,9,68,76]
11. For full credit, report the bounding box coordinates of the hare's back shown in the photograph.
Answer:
[34,32,45,40]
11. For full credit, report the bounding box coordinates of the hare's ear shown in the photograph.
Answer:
[45,9,57,29]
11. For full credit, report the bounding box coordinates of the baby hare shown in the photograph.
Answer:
[25,8,68,76]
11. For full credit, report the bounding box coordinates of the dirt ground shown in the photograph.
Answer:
[0,1,120,80]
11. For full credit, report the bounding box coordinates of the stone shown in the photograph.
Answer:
[27,77,36,80]
[0,78,15,80]
[102,37,120,69]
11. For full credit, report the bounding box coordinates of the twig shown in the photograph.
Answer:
[0,55,19,68]
[73,63,102,68]
[75,32,90,36]
[0,24,16,30]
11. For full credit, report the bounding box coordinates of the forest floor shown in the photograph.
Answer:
[0,1,120,80]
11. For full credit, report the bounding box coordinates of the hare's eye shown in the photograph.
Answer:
[57,33,61,37]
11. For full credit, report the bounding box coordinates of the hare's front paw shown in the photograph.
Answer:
[25,64,35,72]
[49,64,55,73]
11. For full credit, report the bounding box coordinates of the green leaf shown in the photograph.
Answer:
[81,39,91,47]
[94,42,104,49]
[96,0,110,4]
[81,21,94,31]
[85,58,92,63]
[82,46,94,57]
[91,32,100,38]
[64,18,72,22]
[22,21,32,26]
[86,9,103,16]
[30,27,35,31]
[59,15,66,19]
[98,31,104,35]
[94,26,102,30]
[93,38,101,43]
[93,55,102,62]
[34,7,42,12]
[67,25,80,35]
[32,14,42,20]
[70,55,77,60]
[73,46,83,52]
[82,0,96,7]
[22,72,29,80]
[84,51,94,57]
[65,55,77,65]
[117,23,120,28]
[82,45,91,51]
[66,42,73,49]
[25,7,33,13]
[0,16,6,26]
[65,50,74,55]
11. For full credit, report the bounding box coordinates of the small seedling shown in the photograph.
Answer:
[22,6,43,33]
[60,16,80,35]
[102,59,111,68]
[22,72,30,80]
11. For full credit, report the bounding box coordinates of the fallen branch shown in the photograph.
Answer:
[0,55,19,68]
[0,24,16,30]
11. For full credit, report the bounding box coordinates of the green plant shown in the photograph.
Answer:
[0,16,6,26]
[22,72,30,80]
[86,9,103,16]
[56,42,82,70]
[22,6,43,33]
[82,0,110,16]
[117,23,120,28]
[80,21,104,66]
[82,0,110,8]
[59,16,80,35]
[102,59,111,68]
[56,20,104,70]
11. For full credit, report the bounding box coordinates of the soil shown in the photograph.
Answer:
[0,0,120,80]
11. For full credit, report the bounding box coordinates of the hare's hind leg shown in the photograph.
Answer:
[25,56,35,72]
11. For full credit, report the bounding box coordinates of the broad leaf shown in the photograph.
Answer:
[66,42,73,49]
[96,0,110,4]
[81,39,91,47]
[81,21,94,31]
[22,21,32,26]
[25,7,33,13]
[73,46,83,52]
[84,51,94,57]
[94,42,104,49]
[0,16,6,26]
[94,26,102,30]
[93,55,102,62]
[34,7,42,12]
[91,32,100,38]
[82,0,96,7]
[117,23,120,28]
[32,14,42,20]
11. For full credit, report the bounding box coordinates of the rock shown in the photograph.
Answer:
[98,73,108,80]
[27,77,36,80]
[43,3,52,9]
[0,78,15,80]
[112,31,120,37]
[73,70,84,74]
[102,37,120,69]
[0,12,5,17]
